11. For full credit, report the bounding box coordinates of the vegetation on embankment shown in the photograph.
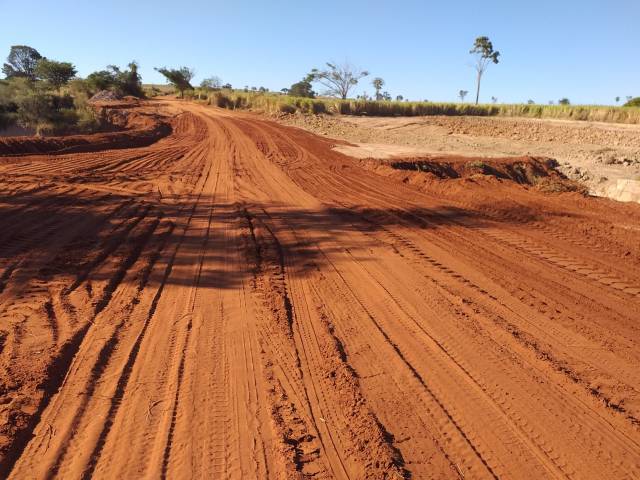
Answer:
[187,89,640,125]
[0,45,145,136]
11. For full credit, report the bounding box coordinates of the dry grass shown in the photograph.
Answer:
[186,89,640,125]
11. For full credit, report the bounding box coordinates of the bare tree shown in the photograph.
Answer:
[458,90,468,103]
[308,62,369,99]
[470,36,500,104]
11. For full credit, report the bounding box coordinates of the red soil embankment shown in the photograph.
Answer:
[0,100,172,156]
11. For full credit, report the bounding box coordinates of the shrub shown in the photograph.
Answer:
[624,97,640,107]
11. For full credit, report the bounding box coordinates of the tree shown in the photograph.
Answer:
[86,62,143,97]
[470,36,500,104]
[86,70,116,91]
[308,62,369,99]
[396,95,404,101]
[200,76,222,90]
[558,98,570,105]
[35,59,77,92]
[372,77,385,100]
[615,96,620,104]
[458,90,468,103]
[3,45,42,80]
[155,66,194,98]
[222,83,232,89]
[289,79,315,98]
[491,96,498,104]
[382,91,391,101]
[527,99,535,104]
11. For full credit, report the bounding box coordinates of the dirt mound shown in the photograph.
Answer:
[89,90,121,102]
[358,154,585,195]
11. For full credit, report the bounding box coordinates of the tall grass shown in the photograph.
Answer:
[190,89,640,125]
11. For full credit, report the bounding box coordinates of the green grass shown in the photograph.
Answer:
[177,88,640,125]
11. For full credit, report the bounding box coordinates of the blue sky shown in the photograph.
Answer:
[1,0,638,104]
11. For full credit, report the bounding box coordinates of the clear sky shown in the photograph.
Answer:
[1,0,638,104]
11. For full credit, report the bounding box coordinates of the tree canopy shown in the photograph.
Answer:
[86,62,144,97]
[35,59,77,90]
[308,62,368,99]
[2,45,43,80]
[155,67,194,97]
[200,76,222,90]
[288,79,315,98]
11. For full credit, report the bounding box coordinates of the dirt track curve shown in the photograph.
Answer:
[1,100,640,479]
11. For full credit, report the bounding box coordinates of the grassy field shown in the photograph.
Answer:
[155,86,640,124]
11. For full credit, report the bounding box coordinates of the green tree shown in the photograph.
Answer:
[35,59,77,92]
[558,98,570,105]
[396,95,404,101]
[527,99,535,104]
[615,96,620,104]
[86,62,144,97]
[2,45,42,80]
[372,77,385,100]
[470,36,500,104]
[155,66,194,98]
[288,79,315,98]
[458,90,468,102]
[86,70,116,92]
[200,76,222,90]
[308,62,369,99]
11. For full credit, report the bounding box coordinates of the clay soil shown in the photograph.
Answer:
[280,114,640,202]
[1,100,640,479]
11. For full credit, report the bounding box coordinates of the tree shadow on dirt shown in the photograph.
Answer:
[0,186,556,298]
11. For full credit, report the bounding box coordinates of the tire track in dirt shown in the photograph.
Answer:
[2,100,640,479]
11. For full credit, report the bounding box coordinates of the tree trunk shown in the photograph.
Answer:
[475,71,482,105]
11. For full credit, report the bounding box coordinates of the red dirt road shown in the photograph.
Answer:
[1,100,640,479]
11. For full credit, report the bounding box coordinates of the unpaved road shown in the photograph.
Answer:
[1,100,640,479]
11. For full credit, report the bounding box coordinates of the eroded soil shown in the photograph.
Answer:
[280,114,640,202]
[1,100,640,479]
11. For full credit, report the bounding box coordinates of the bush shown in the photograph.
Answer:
[624,97,640,107]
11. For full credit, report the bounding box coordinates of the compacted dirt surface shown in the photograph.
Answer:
[1,99,640,479]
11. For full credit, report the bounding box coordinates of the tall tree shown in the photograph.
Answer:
[470,36,500,104]
[308,62,369,99]
[35,59,77,92]
[458,90,468,103]
[372,77,385,100]
[3,45,42,80]
[155,67,194,98]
